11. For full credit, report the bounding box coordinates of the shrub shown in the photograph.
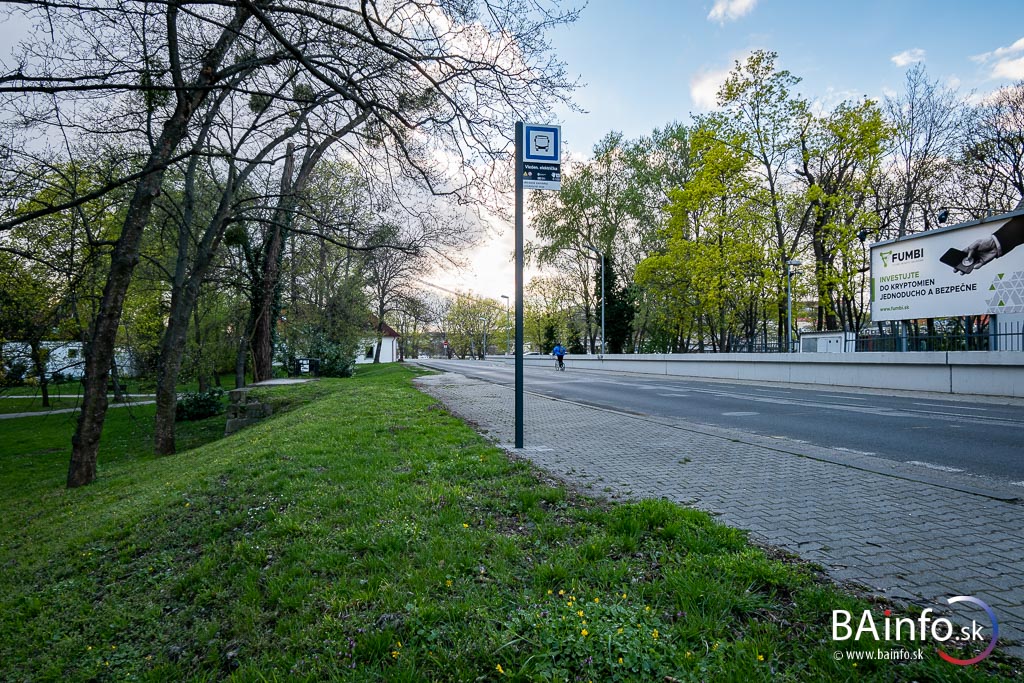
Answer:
[175,388,225,422]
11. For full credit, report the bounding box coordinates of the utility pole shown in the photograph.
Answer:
[585,244,605,357]
[786,259,802,352]
[501,294,510,355]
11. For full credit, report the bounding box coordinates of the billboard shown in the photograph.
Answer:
[870,212,1024,321]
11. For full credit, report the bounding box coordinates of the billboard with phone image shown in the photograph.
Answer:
[870,211,1024,321]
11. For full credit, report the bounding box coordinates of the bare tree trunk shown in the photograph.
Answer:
[29,341,50,408]
[67,5,253,488]
[250,144,295,382]
[235,336,248,389]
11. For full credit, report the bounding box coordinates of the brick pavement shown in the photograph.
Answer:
[414,369,1024,658]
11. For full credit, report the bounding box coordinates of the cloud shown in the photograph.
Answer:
[690,65,732,111]
[970,37,1024,81]
[970,36,1024,63]
[707,0,758,23]
[891,49,926,67]
[993,56,1024,80]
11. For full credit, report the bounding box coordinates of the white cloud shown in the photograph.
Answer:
[707,0,758,23]
[992,55,1024,80]
[891,48,926,67]
[690,65,732,111]
[970,36,1024,63]
[970,37,1024,82]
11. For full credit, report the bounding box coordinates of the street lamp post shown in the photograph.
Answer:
[500,294,510,355]
[480,317,488,360]
[785,259,802,353]
[585,244,605,357]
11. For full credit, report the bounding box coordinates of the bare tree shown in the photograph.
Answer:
[883,64,965,237]
[1,0,578,486]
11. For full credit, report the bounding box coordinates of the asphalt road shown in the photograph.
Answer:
[416,359,1024,485]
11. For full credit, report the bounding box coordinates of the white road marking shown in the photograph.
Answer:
[913,402,987,411]
[833,447,877,456]
[906,460,966,474]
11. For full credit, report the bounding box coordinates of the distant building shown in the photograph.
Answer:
[1,341,139,379]
[356,321,401,364]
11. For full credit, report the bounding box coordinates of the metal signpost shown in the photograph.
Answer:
[515,122,561,448]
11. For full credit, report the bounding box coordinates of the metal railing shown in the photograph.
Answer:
[854,320,1024,352]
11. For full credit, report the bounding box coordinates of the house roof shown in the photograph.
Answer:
[367,317,401,338]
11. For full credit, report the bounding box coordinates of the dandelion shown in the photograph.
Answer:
[618,657,623,664]
[577,610,584,617]
[463,523,469,528]
[558,590,565,596]
[446,579,453,587]
[652,629,659,640]
[496,664,505,674]
[712,642,719,651]
[392,650,400,659]
[621,593,627,599]
[645,605,651,612]
[87,646,93,651]
[685,651,692,658]
[593,597,599,603]
[581,629,589,637]
[547,589,553,595]
[617,628,623,634]
[757,654,764,662]
[185,502,190,507]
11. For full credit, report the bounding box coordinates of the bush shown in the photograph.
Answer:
[175,388,225,422]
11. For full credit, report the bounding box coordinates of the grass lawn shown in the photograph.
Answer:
[0,396,87,414]
[0,365,1016,681]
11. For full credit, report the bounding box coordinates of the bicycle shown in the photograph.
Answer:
[554,356,565,371]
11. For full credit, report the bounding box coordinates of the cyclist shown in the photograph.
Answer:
[552,342,566,370]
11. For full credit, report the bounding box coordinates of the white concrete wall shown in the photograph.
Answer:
[355,336,399,364]
[508,352,1024,398]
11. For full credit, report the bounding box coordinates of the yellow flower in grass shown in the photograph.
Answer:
[577,610,584,617]
[581,628,589,637]
[463,523,469,528]
[757,654,764,662]
[652,629,659,640]
[558,590,565,596]
[593,597,599,603]
[496,664,505,674]
[618,657,623,664]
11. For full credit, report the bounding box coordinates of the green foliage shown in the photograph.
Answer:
[174,388,225,422]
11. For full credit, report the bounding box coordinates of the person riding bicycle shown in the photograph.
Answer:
[552,343,566,370]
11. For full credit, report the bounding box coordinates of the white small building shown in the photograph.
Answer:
[355,322,401,364]
[1,340,139,379]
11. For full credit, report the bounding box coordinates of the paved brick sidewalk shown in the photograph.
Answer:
[414,370,1024,657]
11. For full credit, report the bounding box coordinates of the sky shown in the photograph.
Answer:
[432,0,1024,301]
[4,2,1024,303]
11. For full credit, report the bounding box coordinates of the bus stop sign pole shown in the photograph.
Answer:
[515,121,524,448]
